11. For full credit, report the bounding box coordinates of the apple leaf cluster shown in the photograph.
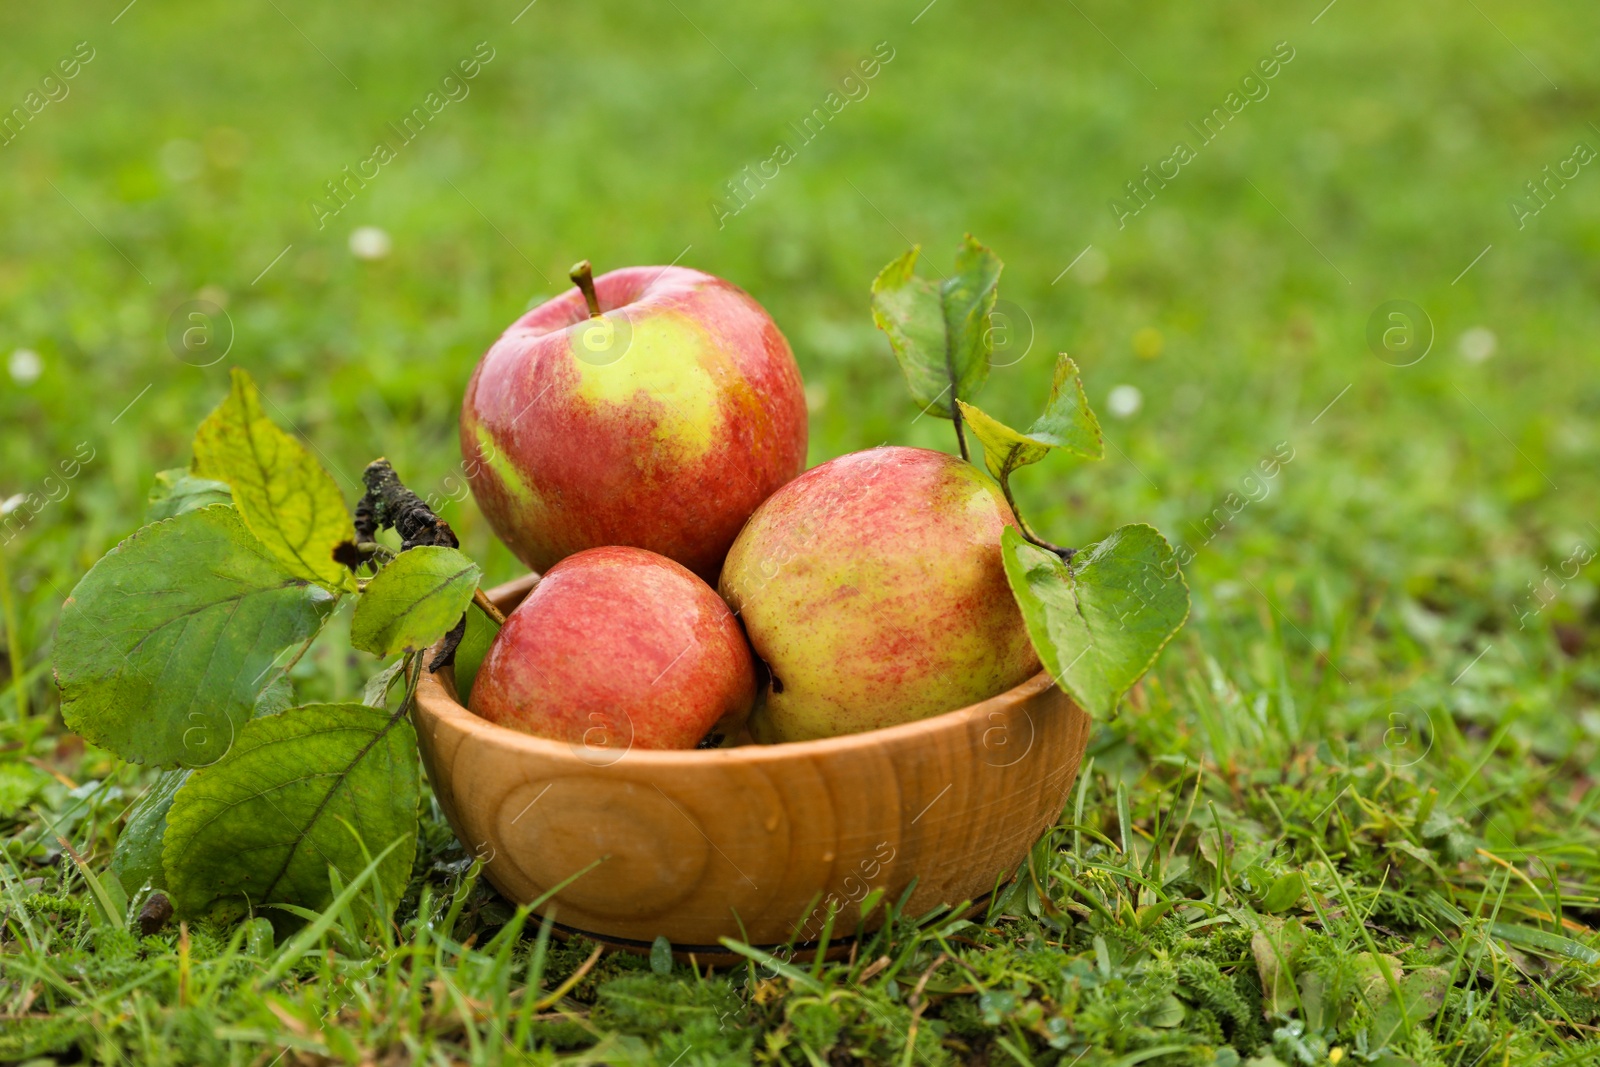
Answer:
[54,368,484,927]
[872,236,1191,719]
[958,354,1104,480]
[870,234,999,458]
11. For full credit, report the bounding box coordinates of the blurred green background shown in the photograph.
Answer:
[2,0,1598,798]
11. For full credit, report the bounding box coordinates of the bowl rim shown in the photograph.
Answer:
[418,573,1063,767]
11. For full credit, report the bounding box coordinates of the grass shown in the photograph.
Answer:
[4,0,1600,1062]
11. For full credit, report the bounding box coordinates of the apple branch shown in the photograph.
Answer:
[570,259,603,318]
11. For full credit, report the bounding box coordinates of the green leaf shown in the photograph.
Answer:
[650,935,673,975]
[110,770,188,897]
[1024,354,1104,458]
[870,235,1001,418]
[109,677,295,900]
[146,469,232,522]
[941,234,1002,397]
[1491,922,1600,964]
[1250,916,1308,1020]
[1146,993,1186,1028]
[350,546,482,657]
[1373,966,1449,1046]
[957,355,1104,481]
[163,702,419,923]
[958,404,1041,480]
[1259,871,1306,913]
[192,368,354,592]
[55,506,338,768]
[1000,524,1190,717]
[254,672,295,717]
[871,249,946,413]
[361,660,406,708]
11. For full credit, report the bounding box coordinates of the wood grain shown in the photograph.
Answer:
[414,574,1091,954]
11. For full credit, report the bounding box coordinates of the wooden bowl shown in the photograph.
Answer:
[414,574,1091,956]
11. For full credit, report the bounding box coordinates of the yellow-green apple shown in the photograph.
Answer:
[720,446,1041,743]
[460,262,808,582]
[470,546,757,751]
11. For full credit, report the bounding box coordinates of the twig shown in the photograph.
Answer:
[354,458,460,551]
[353,458,501,670]
[472,588,507,627]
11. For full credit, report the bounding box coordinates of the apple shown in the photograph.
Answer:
[469,546,757,751]
[460,261,808,583]
[719,446,1041,743]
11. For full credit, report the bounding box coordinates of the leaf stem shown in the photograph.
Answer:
[998,470,1076,562]
[400,651,423,714]
[264,629,322,694]
[278,634,318,677]
[943,335,970,461]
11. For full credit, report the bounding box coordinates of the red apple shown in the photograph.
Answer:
[460,262,808,582]
[719,446,1041,742]
[469,546,757,751]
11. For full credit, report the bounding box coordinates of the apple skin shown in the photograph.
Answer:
[469,546,757,750]
[460,265,808,583]
[720,446,1041,743]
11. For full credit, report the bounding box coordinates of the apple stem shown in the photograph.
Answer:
[570,260,603,318]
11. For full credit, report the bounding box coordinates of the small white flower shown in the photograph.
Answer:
[1107,384,1143,419]
[8,348,41,385]
[1458,326,1497,364]
[0,494,23,515]
[349,226,392,261]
